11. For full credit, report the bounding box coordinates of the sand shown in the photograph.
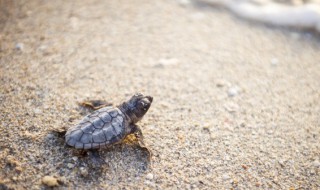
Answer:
[0,0,319,189]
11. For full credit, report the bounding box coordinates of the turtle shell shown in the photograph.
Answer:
[65,107,127,150]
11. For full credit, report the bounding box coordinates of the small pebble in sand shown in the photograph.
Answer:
[310,169,316,174]
[146,173,154,180]
[216,82,224,88]
[267,130,274,134]
[177,0,191,6]
[216,79,230,88]
[67,163,75,169]
[191,13,206,20]
[144,180,155,187]
[37,45,47,52]
[15,43,24,51]
[242,164,248,170]
[313,160,320,167]
[271,58,279,65]
[34,108,41,114]
[224,102,239,113]
[227,87,239,97]
[70,16,79,30]
[155,58,179,68]
[222,174,230,180]
[79,167,89,177]
[42,176,59,187]
[45,133,54,140]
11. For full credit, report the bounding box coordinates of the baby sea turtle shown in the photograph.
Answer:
[65,93,153,163]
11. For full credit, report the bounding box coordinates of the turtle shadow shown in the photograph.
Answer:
[68,143,151,183]
[92,143,150,169]
[76,99,113,116]
[47,130,151,172]
[76,144,150,167]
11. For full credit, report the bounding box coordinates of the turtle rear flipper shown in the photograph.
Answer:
[78,100,112,110]
[50,126,68,137]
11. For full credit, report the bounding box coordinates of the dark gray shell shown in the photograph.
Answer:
[65,107,127,150]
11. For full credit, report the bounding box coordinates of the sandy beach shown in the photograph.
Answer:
[0,0,319,189]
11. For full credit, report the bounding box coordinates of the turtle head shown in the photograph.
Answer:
[120,93,153,123]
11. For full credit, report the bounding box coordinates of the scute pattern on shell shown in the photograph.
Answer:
[65,107,126,150]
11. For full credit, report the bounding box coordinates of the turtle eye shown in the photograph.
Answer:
[138,101,149,111]
[137,101,144,109]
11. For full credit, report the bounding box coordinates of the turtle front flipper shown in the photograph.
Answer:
[130,124,152,161]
